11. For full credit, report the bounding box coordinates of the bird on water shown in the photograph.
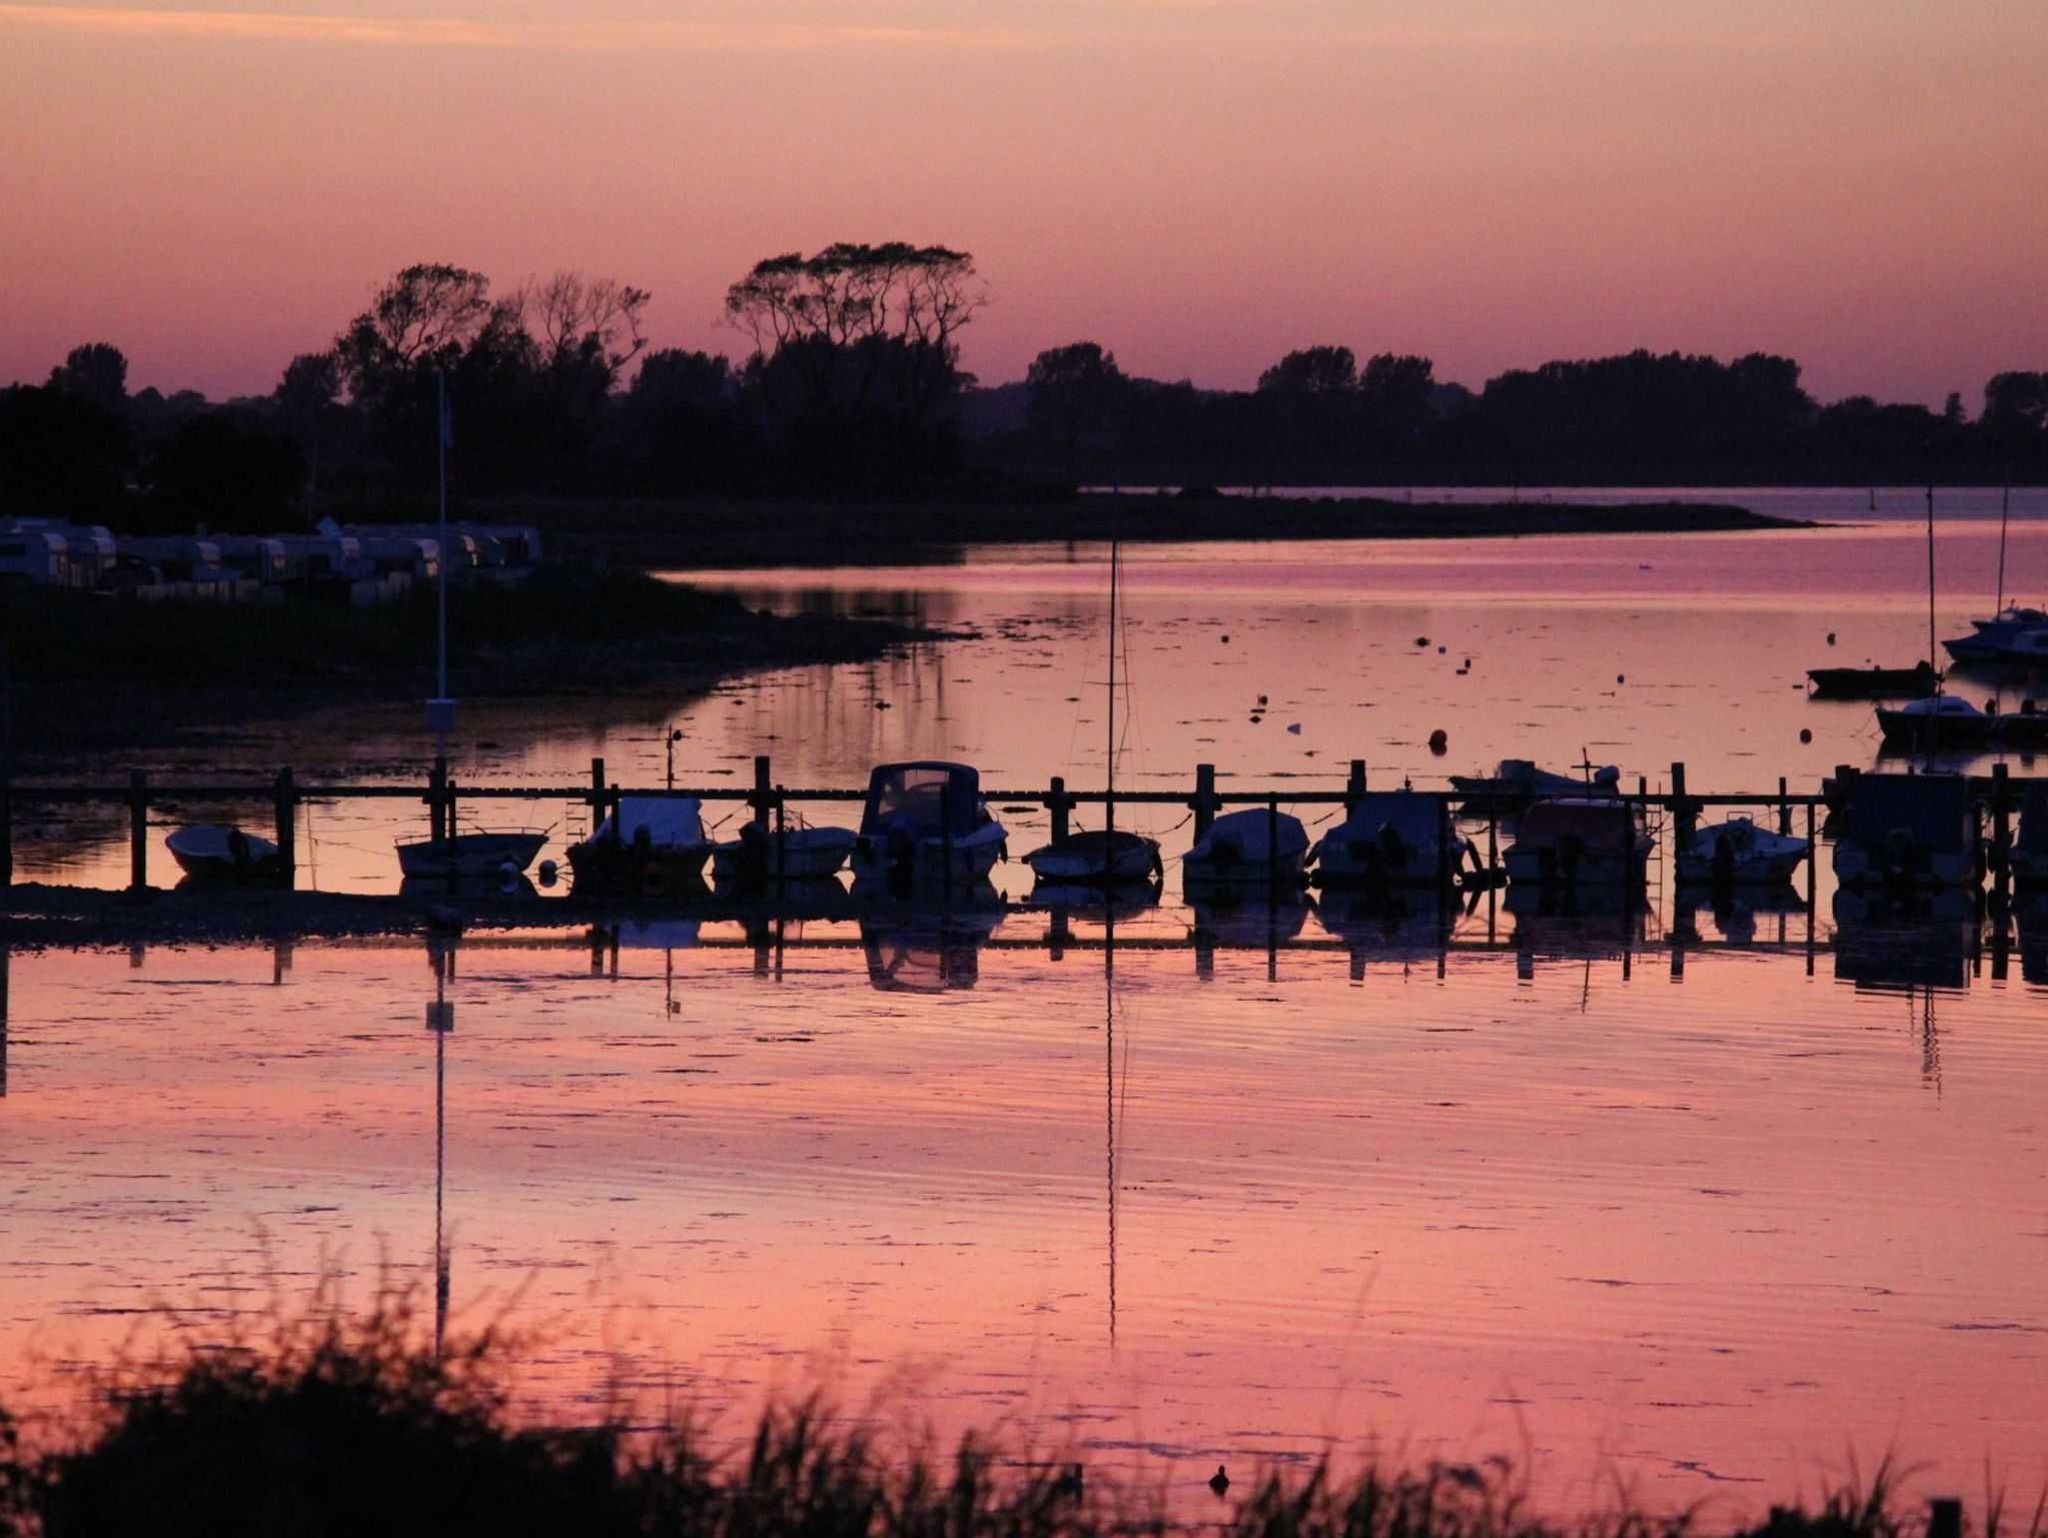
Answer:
[1209,1465,1231,1497]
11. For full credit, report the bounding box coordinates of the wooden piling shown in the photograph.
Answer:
[1991,761,2012,880]
[428,757,447,845]
[1345,759,1366,814]
[1778,776,1791,836]
[1191,763,1218,840]
[128,769,148,891]
[588,757,607,829]
[0,773,11,892]
[1266,794,1280,911]
[274,767,296,888]
[1928,1500,1962,1538]
[751,754,772,830]
[1671,762,1696,857]
[1048,776,1071,844]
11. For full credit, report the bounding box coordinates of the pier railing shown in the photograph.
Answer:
[2,753,2033,896]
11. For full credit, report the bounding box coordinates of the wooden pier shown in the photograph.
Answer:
[0,753,2032,907]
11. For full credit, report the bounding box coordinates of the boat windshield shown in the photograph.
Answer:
[860,762,984,838]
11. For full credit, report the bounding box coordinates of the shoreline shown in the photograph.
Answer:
[466,492,1812,569]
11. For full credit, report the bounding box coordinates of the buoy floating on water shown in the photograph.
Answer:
[1428,728,1449,754]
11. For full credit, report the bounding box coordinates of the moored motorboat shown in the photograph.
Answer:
[166,823,282,882]
[1675,816,1810,886]
[1502,797,1652,888]
[396,830,547,882]
[1023,828,1162,885]
[1806,660,1939,697]
[1876,693,2048,750]
[1451,759,1617,815]
[1181,806,1309,889]
[710,822,857,884]
[1831,773,1980,889]
[567,796,713,898]
[848,762,1008,892]
[1942,605,2048,664]
[1309,791,1457,886]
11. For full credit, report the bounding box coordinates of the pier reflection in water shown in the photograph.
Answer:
[3,905,2045,1515]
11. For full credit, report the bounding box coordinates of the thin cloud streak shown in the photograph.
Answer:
[0,3,1045,50]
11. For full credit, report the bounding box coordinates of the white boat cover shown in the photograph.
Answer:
[1191,807,1310,864]
[592,796,706,849]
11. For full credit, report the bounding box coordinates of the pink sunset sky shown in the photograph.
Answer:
[2,0,2044,405]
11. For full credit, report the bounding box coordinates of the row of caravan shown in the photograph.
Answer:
[0,518,540,605]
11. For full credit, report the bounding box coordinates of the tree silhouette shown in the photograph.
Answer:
[48,342,129,414]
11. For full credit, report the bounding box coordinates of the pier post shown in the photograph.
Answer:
[589,757,607,831]
[1928,1500,1962,1538]
[1991,762,2013,881]
[1778,776,1791,837]
[1345,759,1366,814]
[443,772,459,889]
[751,755,772,831]
[774,787,788,895]
[1671,762,1696,858]
[428,757,447,845]
[0,772,11,892]
[274,767,296,889]
[1048,776,1071,844]
[128,769,147,892]
[1191,764,1218,841]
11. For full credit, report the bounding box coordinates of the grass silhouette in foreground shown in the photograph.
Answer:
[0,1289,2038,1538]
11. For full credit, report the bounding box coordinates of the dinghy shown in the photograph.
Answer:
[167,824,282,882]
[1806,660,1939,697]
[1451,759,1617,814]
[1675,816,1809,885]
[1024,829,1163,884]
[710,822,858,884]
[396,830,547,882]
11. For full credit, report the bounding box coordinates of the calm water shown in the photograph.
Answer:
[7,490,2048,1516]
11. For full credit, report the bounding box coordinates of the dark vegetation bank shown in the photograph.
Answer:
[0,1289,2023,1538]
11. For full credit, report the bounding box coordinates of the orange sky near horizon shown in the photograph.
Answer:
[2,0,2045,406]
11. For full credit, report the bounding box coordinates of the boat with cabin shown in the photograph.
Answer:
[1309,791,1458,886]
[1503,798,1652,888]
[1876,693,2048,751]
[849,762,1009,892]
[1831,773,1980,888]
[1451,759,1618,814]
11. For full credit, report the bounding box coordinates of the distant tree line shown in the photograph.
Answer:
[5,253,2048,536]
[999,344,2048,488]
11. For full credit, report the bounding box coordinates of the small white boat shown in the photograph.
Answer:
[1832,773,1980,888]
[1182,807,1309,889]
[1676,816,1809,886]
[849,762,1008,891]
[1023,828,1162,885]
[166,823,281,882]
[710,823,858,883]
[1310,792,1456,886]
[567,796,714,898]
[396,830,547,882]
[1503,798,1652,888]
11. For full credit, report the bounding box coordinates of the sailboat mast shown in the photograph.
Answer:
[1996,479,2011,617]
[1926,485,1937,678]
[1104,525,1117,875]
